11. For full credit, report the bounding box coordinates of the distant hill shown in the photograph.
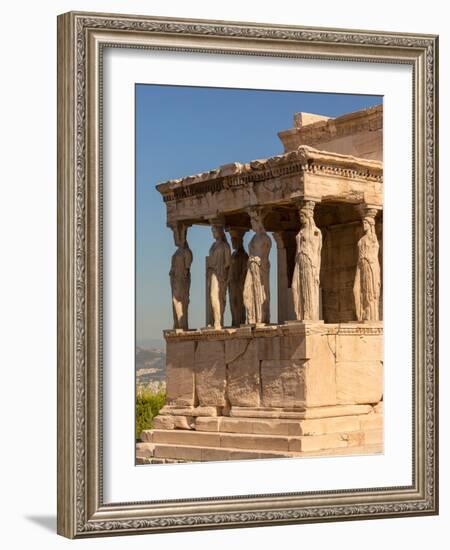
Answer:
[136,338,165,351]
[136,346,166,385]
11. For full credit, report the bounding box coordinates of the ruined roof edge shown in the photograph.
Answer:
[278,104,383,144]
[155,145,383,195]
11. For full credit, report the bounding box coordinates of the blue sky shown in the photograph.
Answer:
[135,84,382,348]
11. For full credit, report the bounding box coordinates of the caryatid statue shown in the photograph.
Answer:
[353,207,381,322]
[228,228,248,327]
[169,222,193,330]
[292,200,322,321]
[243,208,272,324]
[206,220,232,329]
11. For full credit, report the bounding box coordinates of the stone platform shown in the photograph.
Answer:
[137,403,383,462]
[136,321,383,463]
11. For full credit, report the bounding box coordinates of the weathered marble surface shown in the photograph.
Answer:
[169,222,192,330]
[292,200,322,321]
[156,145,382,225]
[165,340,195,407]
[243,208,271,324]
[225,339,260,407]
[354,210,381,322]
[195,339,227,406]
[261,360,306,408]
[278,104,382,161]
[162,322,382,414]
[138,402,383,462]
[206,223,231,330]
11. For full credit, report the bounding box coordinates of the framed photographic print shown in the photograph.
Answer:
[57,11,439,538]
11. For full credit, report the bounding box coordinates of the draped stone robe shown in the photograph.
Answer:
[292,224,322,321]
[206,238,231,328]
[169,244,193,330]
[243,232,271,324]
[353,232,381,321]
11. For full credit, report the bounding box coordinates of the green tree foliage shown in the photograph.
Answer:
[135,385,166,440]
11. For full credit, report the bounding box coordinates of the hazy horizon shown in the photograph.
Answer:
[136,338,165,351]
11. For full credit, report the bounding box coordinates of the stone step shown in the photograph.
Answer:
[153,443,292,461]
[229,404,373,419]
[159,405,221,417]
[136,441,155,458]
[148,428,383,453]
[194,414,382,436]
[139,441,384,462]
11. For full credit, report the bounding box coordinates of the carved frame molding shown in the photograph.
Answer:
[57,11,438,538]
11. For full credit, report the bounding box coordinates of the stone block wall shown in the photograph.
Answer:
[320,222,383,323]
[321,223,360,323]
[163,323,383,416]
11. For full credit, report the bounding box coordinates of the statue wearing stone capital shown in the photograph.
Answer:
[169,224,193,330]
[353,214,381,321]
[243,209,271,324]
[292,201,322,321]
[206,223,232,329]
[228,229,248,327]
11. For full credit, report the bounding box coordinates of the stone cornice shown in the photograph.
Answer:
[156,145,383,203]
[163,322,383,342]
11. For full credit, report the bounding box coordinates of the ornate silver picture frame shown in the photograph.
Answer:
[57,11,438,538]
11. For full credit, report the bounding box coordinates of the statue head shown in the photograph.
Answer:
[229,229,244,251]
[211,224,225,241]
[299,201,315,227]
[171,223,187,248]
[362,215,376,235]
[248,208,265,233]
[358,206,379,237]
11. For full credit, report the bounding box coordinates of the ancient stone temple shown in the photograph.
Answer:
[137,104,383,463]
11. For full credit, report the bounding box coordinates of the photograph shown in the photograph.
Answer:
[135,85,384,464]
[55,10,438,538]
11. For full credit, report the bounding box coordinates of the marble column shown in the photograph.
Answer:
[243,207,272,324]
[206,218,232,329]
[376,216,383,321]
[353,205,382,322]
[168,222,192,330]
[292,199,322,321]
[227,228,248,327]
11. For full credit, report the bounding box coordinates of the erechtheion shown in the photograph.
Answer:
[137,104,383,463]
